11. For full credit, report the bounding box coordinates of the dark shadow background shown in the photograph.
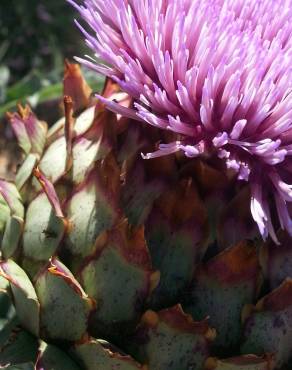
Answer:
[0,0,95,119]
[0,0,84,82]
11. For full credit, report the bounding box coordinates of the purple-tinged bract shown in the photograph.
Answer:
[69,0,292,242]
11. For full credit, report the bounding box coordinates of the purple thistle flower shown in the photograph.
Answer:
[68,0,292,243]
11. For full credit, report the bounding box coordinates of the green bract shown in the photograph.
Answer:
[0,64,290,370]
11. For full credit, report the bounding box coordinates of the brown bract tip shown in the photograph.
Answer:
[180,159,228,193]
[47,258,93,307]
[256,278,292,312]
[155,178,207,227]
[109,219,152,269]
[142,305,215,339]
[63,60,92,113]
[101,77,120,99]
[17,104,31,120]
[63,95,75,171]
[33,167,64,218]
[205,354,275,369]
[204,240,259,284]
[96,153,121,200]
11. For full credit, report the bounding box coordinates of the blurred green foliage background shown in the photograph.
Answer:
[0,0,103,119]
[0,0,84,80]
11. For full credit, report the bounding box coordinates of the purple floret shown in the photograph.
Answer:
[68,0,292,242]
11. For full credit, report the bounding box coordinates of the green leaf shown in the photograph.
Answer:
[135,305,213,370]
[2,216,23,259]
[66,168,118,257]
[6,71,43,101]
[15,153,38,192]
[0,260,40,337]
[73,340,141,370]
[23,193,65,261]
[35,259,92,341]
[0,329,38,367]
[37,342,81,370]
[0,65,10,103]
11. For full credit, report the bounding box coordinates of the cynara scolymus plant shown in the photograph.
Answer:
[1,1,292,370]
[69,0,292,242]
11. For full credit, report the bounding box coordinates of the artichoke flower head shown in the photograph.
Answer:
[68,0,292,243]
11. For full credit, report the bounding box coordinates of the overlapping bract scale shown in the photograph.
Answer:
[3,63,292,370]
